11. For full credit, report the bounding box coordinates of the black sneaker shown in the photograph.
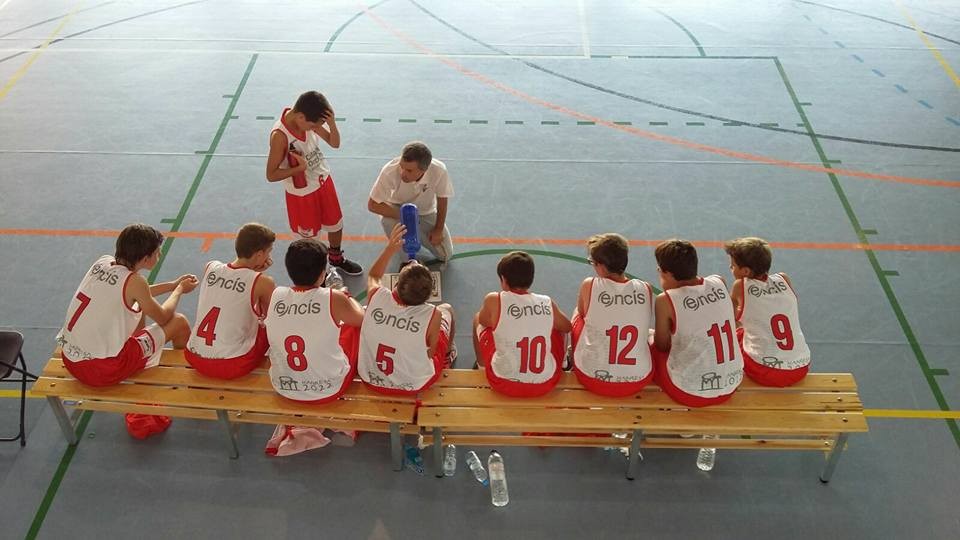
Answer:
[329,254,363,276]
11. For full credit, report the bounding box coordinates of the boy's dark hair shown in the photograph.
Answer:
[396,263,433,305]
[724,237,772,277]
[115,224,163,267]
[292,91,331,123]
[497,251,535,289]
[235,223,276,259]
[401,141,432,171]
[285,239,327,287]
[654,239,698,281]
[587,233,629,274]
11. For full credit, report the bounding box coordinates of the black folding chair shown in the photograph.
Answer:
[0,331,38,446]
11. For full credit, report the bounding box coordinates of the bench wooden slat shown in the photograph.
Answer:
[41,360,412,404]
[419,387,861,411]
[420,434,835,451]
[417,406,868,433]
[432,369,858,392]
[76,400,220,421]
[32,378,415,424]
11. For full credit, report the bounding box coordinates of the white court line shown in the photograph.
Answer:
[0,0,15,12]
[577,0,590,58]
[0,47,594,59]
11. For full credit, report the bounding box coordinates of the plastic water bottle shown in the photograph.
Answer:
[443,444,457,477]
[465,450,488,485]
[696,435,718,471]
[404,444,424,475]
[488,450,509,507]
[400,203,420,261]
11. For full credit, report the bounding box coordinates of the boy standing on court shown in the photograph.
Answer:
[185,223,277,379]
[265,90,362,279]
[652,239,743,406]
[473,251,572,397]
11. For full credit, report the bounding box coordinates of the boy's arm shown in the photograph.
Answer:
[254,274,276,319]
[730,278,744,323]
[127,273,197,326]
[477,292,499,329]
[551,300,572,333]
[312,110,340,149]
[367,223,406,293]
[265,130,305,182]
[331,290,365,327]
[425,309,442,358]
[653,293,673,352]
[149,274,194,296]
[575,277,592,318]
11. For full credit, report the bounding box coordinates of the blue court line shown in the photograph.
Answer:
[834,40,846,48]
[851,54,864,63]
[947,117,960,127]
[917,100,934,109]
[871,69,885,78]
[894,84,908,93]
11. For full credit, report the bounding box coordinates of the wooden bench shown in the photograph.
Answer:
[31,350,419,470]
[418,370,867,481]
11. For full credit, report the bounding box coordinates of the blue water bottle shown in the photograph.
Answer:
[400,203,420,261]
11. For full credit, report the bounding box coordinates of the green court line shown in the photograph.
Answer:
[149,53,258,283]
[882,270,900,277]
[434,119,453,124]
[862,229,878,235]
[505,120,523,125]
[723,122,744,126]
[399,118,417,123]
[160,218,176,224]
[653,8,706,57]
[614,121,632,125]
[193,150,209,155]
[26,410,93,539]
[577,121,595,125]
[323,0,392,52]
[758,122,779,127]
[774,57,960,450]
[362,118,381,123]
[591,54,612,58]
[469,120,487,124]
[649,121,668,126]
[541,120,559,125]
[335,117,345,122]
[799,102,813,106]
[229,115,238,120]
[826,159,842,164]
[931,369,950,376]
[221,94,233,98]
[255,115,274,120]
[686,121,705,126]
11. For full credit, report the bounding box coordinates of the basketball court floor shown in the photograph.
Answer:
[0,0,958,538]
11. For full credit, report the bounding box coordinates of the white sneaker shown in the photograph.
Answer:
[324,267,346,292]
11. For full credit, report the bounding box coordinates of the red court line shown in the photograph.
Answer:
[358,4,960,189]
[2,228,958,253]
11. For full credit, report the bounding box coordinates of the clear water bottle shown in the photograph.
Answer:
[696,435,718,471]
[488,450,509,507]
[465,450,488,485]
[443,444,457,477]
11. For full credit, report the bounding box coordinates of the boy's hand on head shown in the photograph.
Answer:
[322,109,336,126]
[177,275,199,294]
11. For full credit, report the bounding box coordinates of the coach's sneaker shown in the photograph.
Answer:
[328,248,363,276]
[323,267,346,292]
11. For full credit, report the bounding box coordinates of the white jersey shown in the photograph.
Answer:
[56,256,141,362]
[187,261,263,359]
[574,278,654,384]
[271,108,332,197]
[738,274,810,371]
[264,287,352,401]
[358,287,438,393]
[664,275,743,398]
[490,291,559,385]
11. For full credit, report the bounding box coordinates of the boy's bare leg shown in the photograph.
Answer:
[162,314,191,349]
[325,229,363,275]
[472,312,482,369]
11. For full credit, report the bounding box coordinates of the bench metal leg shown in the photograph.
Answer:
[216,410,239,460]
[389,423,403,472]
[819,433,849,483]
[626,429,643,480]
[46,396,79,445]
[433,427,444,478]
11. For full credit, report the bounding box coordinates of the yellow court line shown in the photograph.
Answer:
[864,408,960,420]
[0,389,41,399]
[0,1,83,102]
[895,0,960,90]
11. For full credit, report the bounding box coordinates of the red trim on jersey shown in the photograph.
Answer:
[250,272,263,317]
[651,347,735,407]
[736,277,746,322]
[203,260,215,275]
[664,293,677,335]
[481,328,563,397]
[573,362,654,397]
[279,108,306,141]
[121,272,141,313]
[227,262,252,270]
[391,289,406,306]
[291,285,317,292]
[609,276,629,284]
[185,326,268,379]
[570,312,584,355]
[366,286,380,306]
[328,287,338,327]
[737,327,808,387]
